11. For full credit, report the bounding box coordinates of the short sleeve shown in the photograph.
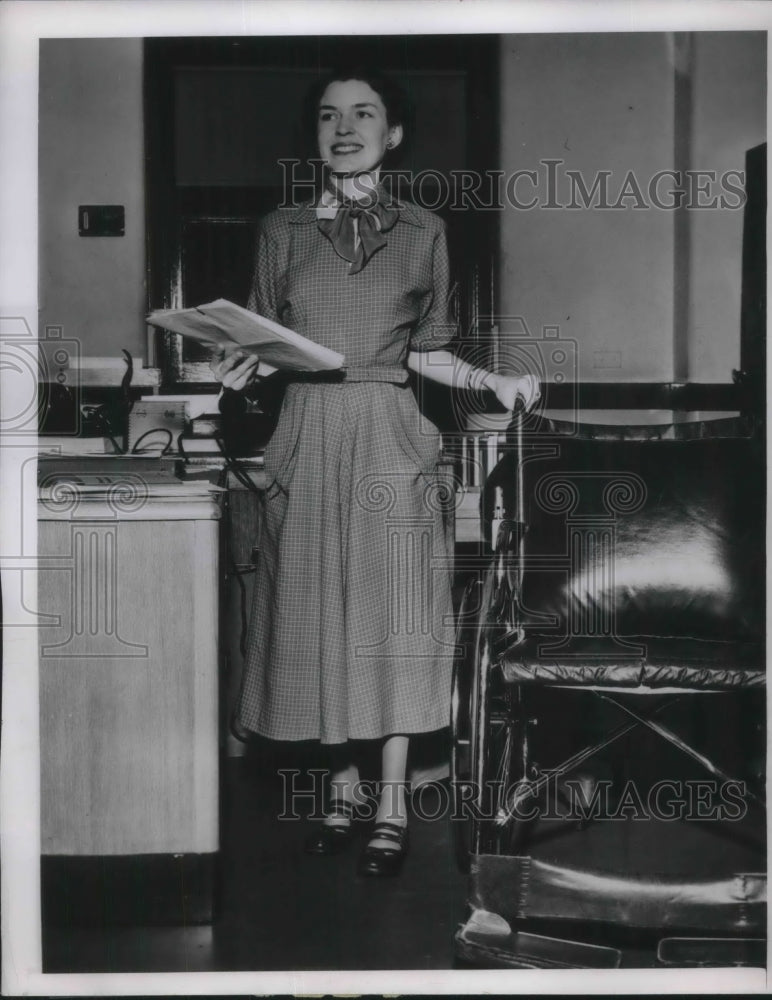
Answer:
[246,219,280,322]
[410,223,458,352]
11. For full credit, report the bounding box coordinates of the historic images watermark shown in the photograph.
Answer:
[278,159,747,212]
[277,771,750,824]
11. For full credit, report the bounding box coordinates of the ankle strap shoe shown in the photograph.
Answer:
[304,797,355,856]
[357,821,409,877]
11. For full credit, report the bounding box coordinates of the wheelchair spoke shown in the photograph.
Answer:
[494,696,683,830]
[595,692,766,811]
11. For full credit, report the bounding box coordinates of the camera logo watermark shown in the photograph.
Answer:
[414,317,577,435]
[1,320,82,437]
[1,318,151,655]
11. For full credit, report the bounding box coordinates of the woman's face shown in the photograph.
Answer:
[317,78,403,176]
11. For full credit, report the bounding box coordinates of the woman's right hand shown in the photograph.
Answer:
[209,347,261,391]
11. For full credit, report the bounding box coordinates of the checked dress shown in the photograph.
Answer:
[236,193,457,744]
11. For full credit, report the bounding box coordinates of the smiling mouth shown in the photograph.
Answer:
[331,143,363,154]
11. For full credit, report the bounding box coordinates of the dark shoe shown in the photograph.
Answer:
[357,821,409,877]
[304,797,355,856]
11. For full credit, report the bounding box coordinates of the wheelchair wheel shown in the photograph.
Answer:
[451,568,521,872]
[450,574,483,873]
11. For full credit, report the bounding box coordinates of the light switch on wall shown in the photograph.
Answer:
[78,205,125,236]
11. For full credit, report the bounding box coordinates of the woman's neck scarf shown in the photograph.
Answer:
[317,182,399,274]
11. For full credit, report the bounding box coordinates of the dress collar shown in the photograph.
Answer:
[287,188,424,228]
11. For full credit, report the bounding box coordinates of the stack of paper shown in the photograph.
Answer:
[147,299,344,374]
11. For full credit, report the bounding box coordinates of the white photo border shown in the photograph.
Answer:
[1,0,770,995]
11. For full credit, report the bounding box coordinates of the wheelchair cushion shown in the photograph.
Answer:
[499,638,765,688]
[497,435,765,688]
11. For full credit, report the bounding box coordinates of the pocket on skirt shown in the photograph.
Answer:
[263,389,306,495]
[393,389,441,474]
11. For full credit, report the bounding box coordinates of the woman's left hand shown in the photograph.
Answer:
[491,373,541,413]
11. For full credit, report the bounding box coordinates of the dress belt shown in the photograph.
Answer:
[342,365,409,383]
[286,365,409,385]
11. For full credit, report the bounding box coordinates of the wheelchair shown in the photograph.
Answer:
[451,391,766,969]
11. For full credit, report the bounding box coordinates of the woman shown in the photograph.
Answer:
[213,68,539,877]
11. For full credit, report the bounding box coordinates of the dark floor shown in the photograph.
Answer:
[43,710,766,974]
[43,750,468,973]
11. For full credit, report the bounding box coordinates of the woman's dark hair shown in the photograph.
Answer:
[301,66,414,163]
